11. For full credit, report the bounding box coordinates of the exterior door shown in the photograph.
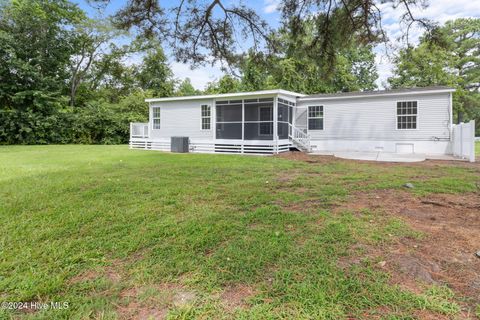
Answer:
[295,107,308,133]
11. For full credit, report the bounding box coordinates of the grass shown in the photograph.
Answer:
[0,145,478,319]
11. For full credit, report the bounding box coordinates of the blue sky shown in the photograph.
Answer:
[74,0,480,90]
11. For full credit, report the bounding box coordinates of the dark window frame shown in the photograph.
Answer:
[152,106,161,129]
[201,104,211,130]
[396,101,418,130]
[307,105,324,131]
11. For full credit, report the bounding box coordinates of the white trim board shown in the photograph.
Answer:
[146,89,306,102]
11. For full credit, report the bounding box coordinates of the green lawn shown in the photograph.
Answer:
[0,145,479,319]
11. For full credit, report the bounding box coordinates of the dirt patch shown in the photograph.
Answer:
[278,198,325,213]
[105,266,122,283]
[335,189,480,307]
[276,151,480,171]
[392,254,440,284]
[411,310,452,320]
[69,270,100,284]
[276,169,301,183]
[276,151,335,164]
[69,265,121,285]
[135,308,167,320]
[220,284,255,311]
[172,290,196,307]
[119,286,139,298]
[117,301,167,320]
[356,306,451,320]
[117,283,197,320]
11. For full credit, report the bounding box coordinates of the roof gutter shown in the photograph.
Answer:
[145,89,306,103]
[298,89,456,102]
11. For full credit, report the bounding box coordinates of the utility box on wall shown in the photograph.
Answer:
[171,137,189,153]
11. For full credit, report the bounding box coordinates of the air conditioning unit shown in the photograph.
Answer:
[171,137,189,153]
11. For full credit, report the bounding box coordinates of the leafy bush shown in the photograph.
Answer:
[0,91,149,145]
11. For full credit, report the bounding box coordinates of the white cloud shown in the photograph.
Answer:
[170,61,224,90]
[264,0,280,14]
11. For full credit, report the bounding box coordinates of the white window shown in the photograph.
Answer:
[308,106,323,130]
[397,101,417,129]
[152,107,161,129]
[201,105,211,130]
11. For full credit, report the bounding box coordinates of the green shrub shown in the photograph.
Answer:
[0,91,149,145]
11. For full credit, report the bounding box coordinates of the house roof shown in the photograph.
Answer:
[145,86,455,103]
[145,89,306,103]
[299,86,455,101]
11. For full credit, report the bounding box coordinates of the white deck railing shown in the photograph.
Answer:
[130,122,149,139]
[129,122,311,154]
[289,123,311,152]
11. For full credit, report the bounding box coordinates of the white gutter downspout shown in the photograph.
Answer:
[449,92,453,140]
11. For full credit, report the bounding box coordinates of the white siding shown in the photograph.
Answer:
[137,90,454,155]
[297,93,451,141]
[148,99,214,141]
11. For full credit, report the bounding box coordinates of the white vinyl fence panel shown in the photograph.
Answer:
[452,120,475,162]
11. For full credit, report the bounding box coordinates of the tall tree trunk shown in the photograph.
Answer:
[70,81,77,107]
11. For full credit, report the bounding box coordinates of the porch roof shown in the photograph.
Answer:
[145,89,306,103]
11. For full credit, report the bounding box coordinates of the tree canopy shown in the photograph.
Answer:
[87,0,435,72]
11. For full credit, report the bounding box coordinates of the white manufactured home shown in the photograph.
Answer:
[130,86,476,161]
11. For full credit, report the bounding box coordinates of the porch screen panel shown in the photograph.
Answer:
[277,103,288,122]
[216,100,242,139]
[244,98,274,140]
[278,98,294,139]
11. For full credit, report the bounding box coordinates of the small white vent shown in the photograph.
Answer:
[395,143,414,154]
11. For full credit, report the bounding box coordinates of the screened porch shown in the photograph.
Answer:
[130,92,311,154]
[215,97,294,142]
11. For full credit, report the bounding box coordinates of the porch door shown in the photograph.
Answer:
[244,98,274,140]
[295,107,308,133]
[259,106,273,136]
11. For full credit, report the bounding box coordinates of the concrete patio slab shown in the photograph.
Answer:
[330,151,426,163]
[425,154,467,161]
[309,151,467,162]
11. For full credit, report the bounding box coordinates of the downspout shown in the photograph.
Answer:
[241,99,245,154]
[449,92,453,141]
[273,96,278,154]
[148,101,151,139]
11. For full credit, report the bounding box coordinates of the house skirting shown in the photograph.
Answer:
[310,139,452,155]
[129,139,292,155]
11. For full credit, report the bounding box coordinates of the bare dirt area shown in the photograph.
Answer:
[277,151,480,316]
[69,265,122,285]
[277,151,335,164]
[337,189,480,310]
[358,306,453,320]
[116,283,256,318]
[277,151,480,170]
[220,284,256,311]
[117,283,197,320]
